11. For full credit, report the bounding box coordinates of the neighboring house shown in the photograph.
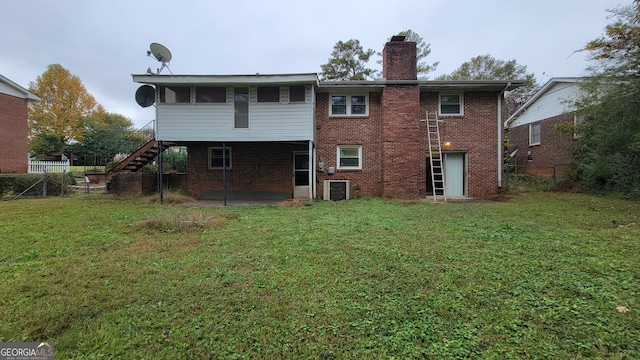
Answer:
[506,77,583,175]
[0,75,40,173]
[132,38,522,200]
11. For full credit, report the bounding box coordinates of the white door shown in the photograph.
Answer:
[293,152,310,199]
[445,153,465,197]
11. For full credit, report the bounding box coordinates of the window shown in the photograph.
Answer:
[196,87,226,103]
[257,86,280,102]
[337,145,362,170]
[159,86,191,103]
[330,94,368,116]
[529,122,541,145]
[234,87,249,128]
[439,94,463,115]
[208,147,232,169]
[289,85,306,102]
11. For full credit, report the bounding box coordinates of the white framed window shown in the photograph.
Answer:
[289,85,306,102]
[257,86,280,103]
[529,122,541,145]
[208,147,232,169]
[337,145,362,170]
[234,87,249,128]
[330,94,368,116]
[195,87,226,103]
[159,86,191,103]
[439,93,463,115]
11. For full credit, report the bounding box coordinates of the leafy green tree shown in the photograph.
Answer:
[68,113,140,164]
[28,133,67,161]
[28,64,106,145]
[320,39,377,80]
[572,2,640,199]
[436,54,538,117]
[378,30,439,77]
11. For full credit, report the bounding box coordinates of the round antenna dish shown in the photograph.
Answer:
[135,85,156,108]
[149,43,172,63]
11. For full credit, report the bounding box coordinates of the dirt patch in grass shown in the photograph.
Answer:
[138,212,237,233]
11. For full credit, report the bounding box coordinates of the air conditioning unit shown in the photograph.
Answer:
[323,180,349,200]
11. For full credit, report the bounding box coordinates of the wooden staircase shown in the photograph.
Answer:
[107,140,175,176]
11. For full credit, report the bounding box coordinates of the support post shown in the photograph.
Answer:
[223,142,227,206]
[158,140,163,203]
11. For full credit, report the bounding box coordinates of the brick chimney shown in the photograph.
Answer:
[382,36,417,80]
[380,36,422,199]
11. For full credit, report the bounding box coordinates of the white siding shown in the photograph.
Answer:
[511,83,581,127]
[156,102,314,141]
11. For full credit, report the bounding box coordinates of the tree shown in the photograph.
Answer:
[436,54,538,117]
[28,64,105,147]
[320,39,377,80]
[68,113,138,163]
[571,2,640,199]
[378,30,439,78]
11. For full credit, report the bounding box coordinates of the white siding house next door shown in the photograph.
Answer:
[444,153,465,197]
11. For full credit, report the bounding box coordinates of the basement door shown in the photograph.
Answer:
[444,153,465,197]
[293,152,310,199]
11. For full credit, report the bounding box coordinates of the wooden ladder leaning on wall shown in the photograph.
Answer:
[426,111,447,202]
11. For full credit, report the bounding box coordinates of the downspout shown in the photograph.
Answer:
[497,82,511,189]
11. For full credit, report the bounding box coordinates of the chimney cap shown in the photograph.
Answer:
[390,35,406,42]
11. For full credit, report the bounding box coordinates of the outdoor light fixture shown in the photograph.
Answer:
[444,141,451,148]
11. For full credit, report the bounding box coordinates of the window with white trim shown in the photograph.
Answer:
[529,122,541,145]
[330,94,368,116]
[257,86,280,102]
[208,147,232,169]
[196,87,226,103]
[439,93,463,115]
[337,145,362,169]
[159,86,191,103]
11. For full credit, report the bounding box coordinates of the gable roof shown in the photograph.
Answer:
[506,77,583,126]
[0,74,41,101]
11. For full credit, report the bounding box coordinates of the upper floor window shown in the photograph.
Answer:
[257,86,280,102]
[234,87,249,128]
[337,145,362,170]
[529,122,541,145]
[196,87,226,103]
[289,85,306,102]
[439,94,463,115]
[330,94,368,116]
[159,86,191,103]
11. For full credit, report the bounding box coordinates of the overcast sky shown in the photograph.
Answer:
[1,0,623,128]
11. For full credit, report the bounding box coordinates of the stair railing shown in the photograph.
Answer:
[105,120,155,173]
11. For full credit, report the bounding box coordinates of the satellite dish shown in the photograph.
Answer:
[135,85,156,108]
[146,43,173,74]
[149,43,172,62]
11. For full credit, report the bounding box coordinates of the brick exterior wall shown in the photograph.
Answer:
[315,92,383,198]
[186,142,307,199]
[381,85,422,198]
[0,93,29,173]
[508,114,575,176]
[421,92,501,198]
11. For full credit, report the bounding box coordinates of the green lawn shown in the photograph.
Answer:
[0,192,638,358]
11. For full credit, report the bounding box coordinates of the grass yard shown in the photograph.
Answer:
[0,192,638,358]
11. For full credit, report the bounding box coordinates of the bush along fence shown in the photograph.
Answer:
[0,173,74,199]
[504,163,576,191]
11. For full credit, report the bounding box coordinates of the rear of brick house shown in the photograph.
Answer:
[132,38,522,200]
[0,75,40,174]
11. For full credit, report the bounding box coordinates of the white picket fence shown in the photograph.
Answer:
[28,161,70,174]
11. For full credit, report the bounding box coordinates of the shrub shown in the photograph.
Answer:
[0,173,73,197]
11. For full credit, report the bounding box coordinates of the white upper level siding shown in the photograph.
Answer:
[132,74,319,142]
